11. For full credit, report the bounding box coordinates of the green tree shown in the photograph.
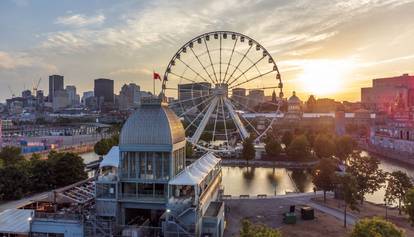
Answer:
[0,146,24,167]
[385,171,413,215]
[0,164,30,200]
[405,188,414,226]
[264,136,282,159]
[350,217,405,237]
[48,152,87,188]
[281,131,293,148]
[338,173,359,228]
[242,136,255,165]
[286,135,312,161]
[313,134,336,159]
[94,134,119,156]
[347,153,386,204]
[28,154,54,192]
[186,142,194,158]
[335,135,355,162]
[240,219,282,237]
[312,158,337,202]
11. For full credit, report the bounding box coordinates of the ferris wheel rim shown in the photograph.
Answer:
[162,31,284,153]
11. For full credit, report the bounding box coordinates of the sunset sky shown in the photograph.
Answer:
[1,0,414,102]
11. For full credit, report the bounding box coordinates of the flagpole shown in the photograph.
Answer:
[153,70,155,96]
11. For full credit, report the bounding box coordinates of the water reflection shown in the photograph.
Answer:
[221,166,314,196]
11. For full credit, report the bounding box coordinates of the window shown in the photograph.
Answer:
[155,152,162,179]
[146,152,153,179]
[129,153,136,178]
[163,153,170,179]
[139,152,146,179]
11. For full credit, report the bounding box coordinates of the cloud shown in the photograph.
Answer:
[109,67,152,76]
[0,51,57,72]
[55,14,105,27]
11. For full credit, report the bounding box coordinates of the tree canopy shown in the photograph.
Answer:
[242,136,255,164]
[281,131,293,148]
[350,217,405,237]
[347,153,386,204]
[335,135,355,161]
[286,135,312,161]
[313,134,336,159]
[240,219,282,237]
[312,158,337,202]
[264,136,282,159]
[385,171,413,214]
[94,134,119,156]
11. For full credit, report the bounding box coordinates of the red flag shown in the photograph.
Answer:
[153,72,161,80]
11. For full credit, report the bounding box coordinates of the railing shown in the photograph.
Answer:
[34,212,81,221]
[118,193,167,202]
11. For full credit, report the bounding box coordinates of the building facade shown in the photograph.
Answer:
[49,75,64,102]
[94,78,114,103]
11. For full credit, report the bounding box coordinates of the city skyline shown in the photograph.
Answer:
[1,0,414,102]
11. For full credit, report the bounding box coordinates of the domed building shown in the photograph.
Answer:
[94,97,224,237]
[284,91,303,120]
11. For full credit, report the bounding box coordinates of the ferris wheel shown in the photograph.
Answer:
[162,31,284,152]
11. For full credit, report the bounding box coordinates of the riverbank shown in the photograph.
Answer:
[360,143,414,166]
[220,158,319,168]
[23,143,95,159]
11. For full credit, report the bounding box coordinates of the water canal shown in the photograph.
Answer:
[80,151,414,205]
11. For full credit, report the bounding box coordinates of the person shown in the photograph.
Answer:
[313,187,316,195]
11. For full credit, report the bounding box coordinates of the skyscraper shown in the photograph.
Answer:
[94,78,114,103]
[48,75,64,102]
[66,85,79,105]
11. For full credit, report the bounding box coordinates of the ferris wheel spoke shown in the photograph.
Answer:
[168,71,212,89]
[223,97,249,140]
[168,93,212,107]
[177,95,215,117]
[176,58,211,84]
[224,44,253,84]
[229,69,274,89]
[222,37,238,83]
[219,34,222,83]
[227,55,266,87]
[189,47,217,85]
[189,97,219,144]
[227,97,268,136]
[203,38,219,84]
[220,97,230,149]
[211,98,220,142]
[185,98,216,132]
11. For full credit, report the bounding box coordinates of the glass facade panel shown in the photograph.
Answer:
[146,152,153,179]
[128,153,136,179]
[96,183,116,199]
[139,152,146,179]
[163,153,170,179]
[155,152,162,179]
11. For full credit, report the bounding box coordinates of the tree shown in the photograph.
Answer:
[264,136,282,159]
[242,136,255,165]
[386,171,413,215]
[347,153,386,204]
[350,217,404,237]
[335,135,355,162]
[313,134,336,159]
[186,142,194,158]
[28,154,54,192]
[94,134,119,156]
[240,219,282,237]
[405,188,414,226]
[281,131,293,148]
[286,135,312,161]
[312,158,337,202]
[48,152,87,188]
[0,146,24,167]
[338,173,359,228]
[0,164,30,200]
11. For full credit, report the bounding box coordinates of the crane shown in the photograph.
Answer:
[32,77,42,95]
[7,85,15,98]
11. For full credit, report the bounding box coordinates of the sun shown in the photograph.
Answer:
[298,60,353,96]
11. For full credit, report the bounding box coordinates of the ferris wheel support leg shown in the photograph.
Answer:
[223,97,249,140]
[189,97,219,145]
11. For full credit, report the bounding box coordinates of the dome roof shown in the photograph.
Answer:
[120,103,185,146]
[288,91,301,104]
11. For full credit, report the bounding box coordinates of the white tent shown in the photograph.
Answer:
[99,146,120,168]
[169,153,220,186]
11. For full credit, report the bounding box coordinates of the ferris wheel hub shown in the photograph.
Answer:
[213,83,228,97]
